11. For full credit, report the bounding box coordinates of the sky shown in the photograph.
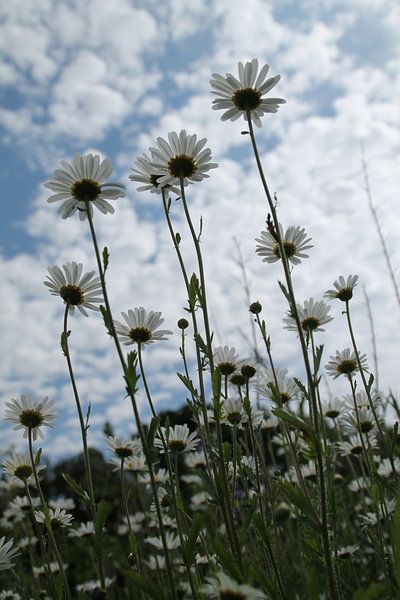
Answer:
[1,0,399,460]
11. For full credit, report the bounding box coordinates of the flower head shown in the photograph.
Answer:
[68,521,95,538]
[0,537,19,571]
[221,397,248,428]
[149,130,218,187]
[256,368,297,404]
[44,262,103,317]
[203,570,266,599]
[284,298,333,334]
[129,152,180,196]
[45,152,125,220]
[2,451,46,485]
[106,436,141,459]
[325,348,368,380]
[155,424,199,454]
[324,275,359,302]
[4,395,57,441]
[255,224,313,265]
[114,307,172,345]
[210,59,285,128]
[35,507,74,529]
[214,346,240,376]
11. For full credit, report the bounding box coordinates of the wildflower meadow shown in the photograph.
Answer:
[1,52,399,600]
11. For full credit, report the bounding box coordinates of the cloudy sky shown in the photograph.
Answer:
[1,0,399,460]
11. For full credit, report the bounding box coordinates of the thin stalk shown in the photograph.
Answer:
[344,299,398,478]
[246,109,338,599]
[85,204,177,600]
[62,306,96,515]
[28,430,72,600]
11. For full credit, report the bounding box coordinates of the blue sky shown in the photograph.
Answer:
[1,0,399,460]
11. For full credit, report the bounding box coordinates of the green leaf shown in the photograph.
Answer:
[102,246,109,272]
[367,372,375,393]
[212,538,242,582]
[353,583,387,600]
[393,492,400,588]
[313,344,324,374]
[175,232,181,246]
[62,473,91,504]
[194,333,209,357]
[94,499,107,559]
[293,378,310,400]
[183,514,202,564]
[273,407,312,437]
[188,273,199,308]
[212,368,221,404]
[60,330,71,356]
[100,305,113,337]
[125,571,167,599]
[176,372,197,396]
[124,351,140,395]
[391,422,399,458]
[147,416,160,449]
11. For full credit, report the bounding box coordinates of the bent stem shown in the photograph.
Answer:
[246,109,339,600]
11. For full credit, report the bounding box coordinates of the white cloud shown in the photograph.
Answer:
[1,0,400,458]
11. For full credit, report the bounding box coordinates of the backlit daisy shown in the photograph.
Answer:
[2,451,45,485]
[324,275,359,302]
[221,397,248,427]
[325,349,368,380]
[256,368,297,404]
[214,345,240,376]
[114,307,172,345]
[44,262,103,317]
[210,59,285,128]
[4,395,57,441]
[155,424,199,454]
[106,436,141,459]
[255,224,313,265]
[129,152,180,195]
[149,130,218,187]
[283,298,333,334]
[35,507,74,529]
[45,152,125,220]
[203,570,266,599]
[0,537,19,571]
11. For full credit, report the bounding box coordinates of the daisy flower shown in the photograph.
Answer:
[283,298,333,334]
[106,436,141,459]
[210,58,285,128]
[4,395,57,441]
[214,345,240,376]
[337,545,359,559]
[324,275,359,302]
[0,537,19,571]
[68,521,95,538]
[149,130,218,187]
[203,570,266,599]
[340,406,377,435]
[322,397,345,420]
[44,262,103,317]
[0,590,21,599]
[35,507,74,529]
[221,397,248,427]
[44,152,125,220]
[325,348,368,380]
[2,451,46,485]
[256,368,297,404]
[255,224,313,265]
[129,152,180,196]
[145,532,180,550]
[114,307,172,345]
[155,424,199,454]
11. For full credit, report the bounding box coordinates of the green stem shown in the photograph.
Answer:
[246,110,338,599]
[85,204,177,600]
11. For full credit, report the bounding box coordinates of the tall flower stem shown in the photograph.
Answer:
[85,204,177,600]
[63,304,106,591]
[344,300,398,478]
[245,110,339,600]
[24,481,57,597]
[28,429,72,600]
[178,178,244,572]
[163,188,241,566]
[62,306,96,511]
